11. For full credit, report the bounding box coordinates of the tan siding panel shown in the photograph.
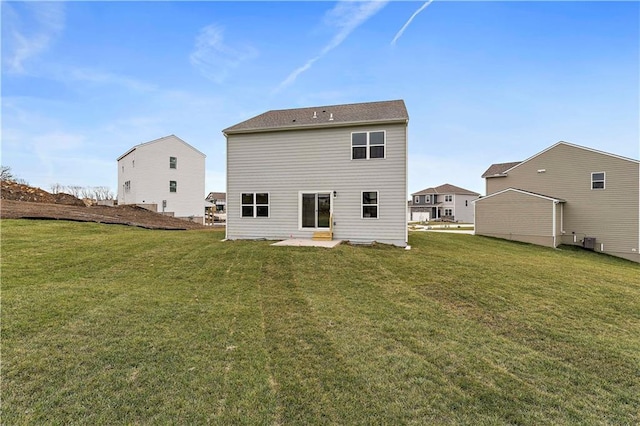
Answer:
[486,144,639,261]
[476,190,556,247]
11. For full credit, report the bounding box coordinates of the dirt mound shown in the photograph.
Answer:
[1,180,85,206]
[0,181,209,230]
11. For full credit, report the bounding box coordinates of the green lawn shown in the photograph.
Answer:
[2,219,639,424]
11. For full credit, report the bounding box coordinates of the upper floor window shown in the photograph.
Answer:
[425,195,431,204]
[362,191,379,219]
[414,196,419,204]
[444,195,453,202]
[591,172,605,190]
[352,131,385,160]
[124,181,131,193]
[170,156,177,169]
[169,180,177,192]
[242,193,269,218]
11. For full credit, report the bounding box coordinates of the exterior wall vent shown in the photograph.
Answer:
[583,237,596,250]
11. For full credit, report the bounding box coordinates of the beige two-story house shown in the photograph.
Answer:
[475,141,639,263]
[222,100,409,246]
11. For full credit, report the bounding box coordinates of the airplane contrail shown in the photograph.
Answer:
[391,0,434,46]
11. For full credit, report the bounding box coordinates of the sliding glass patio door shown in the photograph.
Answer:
[301,192,331,229]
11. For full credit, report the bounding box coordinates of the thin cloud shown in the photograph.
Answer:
[2,2,65,73]
[274,0,388,93]
[69,68,157,92]
[391,0,433,46]
[190,24,257,84]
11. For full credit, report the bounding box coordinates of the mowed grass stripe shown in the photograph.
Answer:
[2,220,639,424]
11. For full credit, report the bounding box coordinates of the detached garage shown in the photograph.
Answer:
[474,188,565,247]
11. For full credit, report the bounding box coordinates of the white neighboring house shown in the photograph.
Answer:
[117,135,206,223]
[222,99,409,246]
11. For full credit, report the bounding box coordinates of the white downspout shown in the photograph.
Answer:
[552,200,558,247]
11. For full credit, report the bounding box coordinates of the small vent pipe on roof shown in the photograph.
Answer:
[329,113,334,121]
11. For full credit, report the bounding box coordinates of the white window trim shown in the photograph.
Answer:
[170,156,177,169]
[362,190,380,219]
[444,208,454,216]
[241,192,270,218]
[351,130,386,160]
[169,180,177,193]
[414,196,419,204]
[444,194,453,202]
[591,171,605,190]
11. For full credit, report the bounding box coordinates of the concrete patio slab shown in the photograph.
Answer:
[271,239,343,248]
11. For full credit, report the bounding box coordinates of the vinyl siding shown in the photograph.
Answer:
[227,123,407,246]
[485,143,639,262]
[453,194,477,223]
[117,136,206,222]
[475,190,558,247]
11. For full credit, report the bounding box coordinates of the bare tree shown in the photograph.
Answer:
[50,183,64,194]
[0,165,14,181]
[1,166,29,185]
[93,186,115,201]
[67,185,83,198]
[80,187,93,199]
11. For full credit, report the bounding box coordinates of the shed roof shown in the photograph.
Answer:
[206,192,226,201]
[412,183,480,196]
[222,99,408,135]
[474,187,565,203]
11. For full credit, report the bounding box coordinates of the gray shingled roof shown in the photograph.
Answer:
[206,192,226,201]
[412,183,480,197]
[223,100,408,134]
[481,161,522,178]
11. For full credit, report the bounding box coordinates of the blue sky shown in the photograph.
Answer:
[2,1,638,196]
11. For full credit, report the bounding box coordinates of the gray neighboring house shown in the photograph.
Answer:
[222,99,409,246]
[410,183,479,223]
[475,141,639,263]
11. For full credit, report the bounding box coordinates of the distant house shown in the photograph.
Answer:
[475,141,639,263]
[206,192,226,212]
[117,135,206,223]
[222,99,409,246]
[410,184,479,223]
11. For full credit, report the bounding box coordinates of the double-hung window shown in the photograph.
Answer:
[362,191,379,219]
[444,195,453,202]
[169,181,177,193]
[444,208,453,216]
[170,156,177,169]
[591,172,605,190]
[242,193,269,217]
[414,196,420,204]
[352,131,385,160]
